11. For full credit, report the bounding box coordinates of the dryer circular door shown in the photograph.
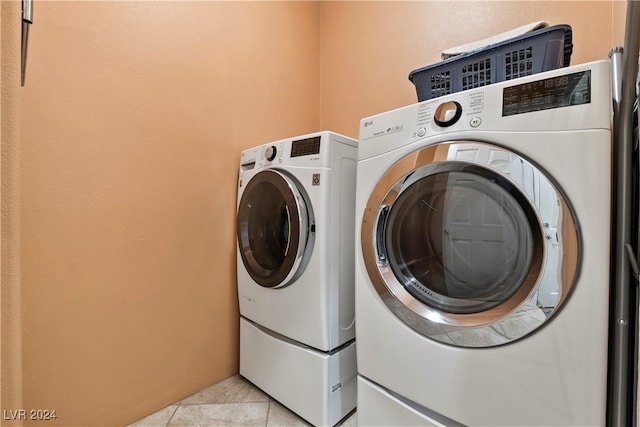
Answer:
[361,141,580,347]
[237,169,314,288]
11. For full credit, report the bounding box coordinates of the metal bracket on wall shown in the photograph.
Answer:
[21,0,32,86]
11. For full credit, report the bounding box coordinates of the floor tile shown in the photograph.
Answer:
[127,405,178,427]
[168,402,269,427]
[266,400,312,426]
[181,375,269,405]
[126,374,354,427]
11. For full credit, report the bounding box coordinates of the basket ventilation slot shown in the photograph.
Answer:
[461,59,492,90]
[505,47,534,80]
[429,72,451,99]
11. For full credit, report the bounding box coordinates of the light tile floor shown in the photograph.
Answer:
[127,374,357,427]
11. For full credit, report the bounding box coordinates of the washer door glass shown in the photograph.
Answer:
[361,141,579,347]
[237,169,313,288]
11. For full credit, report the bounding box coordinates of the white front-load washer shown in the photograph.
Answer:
[355,60,612,426]
[237,131,357,426]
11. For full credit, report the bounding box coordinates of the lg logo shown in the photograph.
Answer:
[363,120,373,127]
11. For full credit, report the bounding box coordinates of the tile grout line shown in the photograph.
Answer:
[164,404,179,427]
[264,400,272,427]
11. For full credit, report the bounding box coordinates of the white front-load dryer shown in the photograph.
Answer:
[355,60,611,426]
[237,131,357,426]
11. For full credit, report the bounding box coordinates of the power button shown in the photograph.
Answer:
[417,127,427,137]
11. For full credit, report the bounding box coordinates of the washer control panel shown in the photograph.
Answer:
[261,141,285,165]
[290,135,321,158]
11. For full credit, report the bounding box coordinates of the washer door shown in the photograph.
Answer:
[361,141,579,347]
[237,169,314,288]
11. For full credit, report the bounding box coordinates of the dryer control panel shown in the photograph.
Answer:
[502,70,591,116]
[358,60,611,161]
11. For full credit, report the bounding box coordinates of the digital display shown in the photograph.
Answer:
[291,136,321,157]
[502,70,591,117]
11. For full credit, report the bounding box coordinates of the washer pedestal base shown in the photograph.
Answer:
[240,317,356,426]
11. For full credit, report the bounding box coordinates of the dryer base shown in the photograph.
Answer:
[357,375,465,427]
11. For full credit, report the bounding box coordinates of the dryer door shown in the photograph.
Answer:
[361,141,579,347]
[237,169,313,288]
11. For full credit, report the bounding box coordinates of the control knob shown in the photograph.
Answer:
[434,101,462,127]
[265,145,277,161]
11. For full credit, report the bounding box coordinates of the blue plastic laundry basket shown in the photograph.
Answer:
[408,24,573,101]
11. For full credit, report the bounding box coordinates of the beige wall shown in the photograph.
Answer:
[320,1,626,136]
[17,2,319,426]
[2,1,24,423]
[0,1,628,426]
